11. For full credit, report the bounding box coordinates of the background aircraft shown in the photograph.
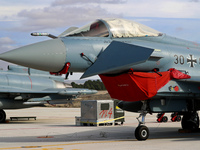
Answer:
[1,18,200,140]
[0,65,97,123]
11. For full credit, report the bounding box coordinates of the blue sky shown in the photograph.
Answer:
[0,0,200,80]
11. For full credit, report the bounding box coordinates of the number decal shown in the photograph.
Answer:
[99,108,113,118]
[180,55,184,65]
[174,55,178,64]
[174,54,198,67]
[174,55,184,65]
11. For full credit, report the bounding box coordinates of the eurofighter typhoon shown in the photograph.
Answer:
[0,18,200,140]
[0,65,97,123]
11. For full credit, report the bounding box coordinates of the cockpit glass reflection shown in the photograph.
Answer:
[66,21,109,37]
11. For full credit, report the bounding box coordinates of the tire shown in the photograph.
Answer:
[135,125,149,141]
[0,110,6,123]
[181,112,199,130]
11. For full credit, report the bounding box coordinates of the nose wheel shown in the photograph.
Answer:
[135,125,149,141]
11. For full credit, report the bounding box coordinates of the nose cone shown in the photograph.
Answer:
[0,39,66,72]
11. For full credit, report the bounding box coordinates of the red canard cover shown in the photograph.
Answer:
[99,69,190,102]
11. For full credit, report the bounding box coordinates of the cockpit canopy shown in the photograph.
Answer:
[65,18,162,38]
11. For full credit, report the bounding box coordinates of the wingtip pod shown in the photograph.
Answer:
[0,39,66,72]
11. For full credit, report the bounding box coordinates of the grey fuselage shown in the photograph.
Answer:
[1,18,200,113]
[63,34,200,74]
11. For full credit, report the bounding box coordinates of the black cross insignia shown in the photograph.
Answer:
[187,54,197,67]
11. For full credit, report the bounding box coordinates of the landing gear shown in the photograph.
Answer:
[181,112,199,130]
[0,109,6,123]
[135,101,149,141]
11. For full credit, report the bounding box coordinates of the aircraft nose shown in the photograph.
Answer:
[0,39,66,72]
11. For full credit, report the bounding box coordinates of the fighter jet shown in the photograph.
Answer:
[0,65,97,123]
[0,18,200,140]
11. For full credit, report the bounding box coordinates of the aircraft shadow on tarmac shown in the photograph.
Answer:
[4,120,46,124]
[1,126,200,143]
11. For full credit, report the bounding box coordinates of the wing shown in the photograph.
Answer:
[81,41,154,79]
[0,86,97,100]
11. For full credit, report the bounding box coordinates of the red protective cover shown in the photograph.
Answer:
[169,68,191,79]
[100,69,190,102]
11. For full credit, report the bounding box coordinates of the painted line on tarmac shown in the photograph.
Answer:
[0,140,126,149]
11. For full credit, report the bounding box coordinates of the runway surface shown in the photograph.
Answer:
[1,107,200,150]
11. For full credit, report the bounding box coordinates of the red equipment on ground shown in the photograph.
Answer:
[157,113,168,123]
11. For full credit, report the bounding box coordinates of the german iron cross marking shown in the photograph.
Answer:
[187,54,197,67]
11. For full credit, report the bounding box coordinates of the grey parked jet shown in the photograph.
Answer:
[0,65,97,123]
[1,18,200,140]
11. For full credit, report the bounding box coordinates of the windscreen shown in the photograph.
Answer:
[66,20,109,37]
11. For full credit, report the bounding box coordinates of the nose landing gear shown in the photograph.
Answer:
[134,101,149,141]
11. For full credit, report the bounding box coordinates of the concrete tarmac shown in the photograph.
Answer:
[1,107,200,150]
